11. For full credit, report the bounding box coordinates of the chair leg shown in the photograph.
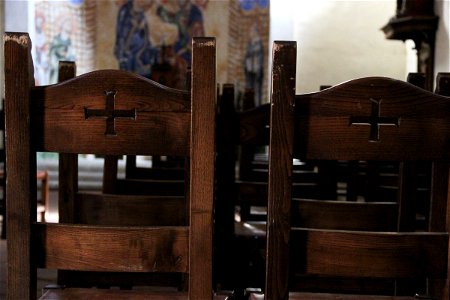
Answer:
[37,170,49,222]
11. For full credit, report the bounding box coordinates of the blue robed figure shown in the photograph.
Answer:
[114,0,154,78]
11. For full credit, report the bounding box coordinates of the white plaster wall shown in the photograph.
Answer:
[4,0,28,32]
[3,0,29,104]
[434,0,450,77]
[270,0,407,93]
[1,1,4,106]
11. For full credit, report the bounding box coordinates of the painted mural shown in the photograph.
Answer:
[113,0,207,88]
[31,0,95,85]
[229,0,270,106]
[30,0,270,94]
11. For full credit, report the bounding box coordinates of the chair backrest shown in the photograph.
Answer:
[53,61,188,289]
[216,81,333,293]
[5,32,216,300]
[265,40,450,299]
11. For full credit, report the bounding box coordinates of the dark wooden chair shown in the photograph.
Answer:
[216,85,270,293]
[109,68,192,185]
[216,86,330,295]
[264,40,450,299]
[5,32,222,300]
[57,62,230,294]
[51,61,188,290]
[0,98,5,239]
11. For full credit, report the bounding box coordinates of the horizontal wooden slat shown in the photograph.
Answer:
[291,228,448,278]
[294,77,450,161]
[35,223,189,273]
[41,288,230,300]
[115,178,185,196]
[238,104,270,145]
[291,199,398,231]
[76,192,187,226]
[237,181,320,205]
[41,288,188,300]
[127,167,185,180]
[238,168,319,183]
[30,69,191,156]
[34,111,190,156]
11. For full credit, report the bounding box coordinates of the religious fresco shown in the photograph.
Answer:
[113,0,207,88]
[30,0,95,85]
[30,0,269,94]
[229,0,270,106]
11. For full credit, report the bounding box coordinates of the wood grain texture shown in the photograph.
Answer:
[265,42,450,300]
[265,40,297,300]
[57,61,78,224]
[113,178,185,196]
[40,288,230,300]
[76,192,186,226]
[189,37,216,300]
[5,34,216,299]
[4,32,37,300]
[290,229,448,278]
[35,223,189,272]
[294,77,450,161]
[291,199,398,231]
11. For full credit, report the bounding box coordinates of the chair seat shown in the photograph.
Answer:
[41,287,231,299]
[234,221,266,238]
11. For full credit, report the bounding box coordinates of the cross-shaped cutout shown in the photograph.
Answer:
[349,98,400,142]
[84,90,136,136]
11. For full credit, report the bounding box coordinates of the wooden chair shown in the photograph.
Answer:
[215,85,270,293]
[51,61,187,290]
[109,68,192,185]
[216,86,329,295]
[264,40,450,299]
[0,99,5,239]
[36,170,49,222]
[0,105,50,238]
[57,62,229,293]
[331,73,432,230]
[5,32,221,299]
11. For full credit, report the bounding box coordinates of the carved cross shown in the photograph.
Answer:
[84,90,136,136]
[349,98,400,142]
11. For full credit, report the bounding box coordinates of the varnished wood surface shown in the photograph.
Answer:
[5,33,217,299]
[265,40,297,300]
[5,31,37,299]
[40,288,231,300]
[294,77,450,161]
[290,228,448,278]
[75,192,187,226]
[31,69,191,155]
[114,178,185,195]
[291,199,398,231]
[41,288,189,300]
[265,40,450,300]
[188,36,216,299]
[35,223,189,272]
